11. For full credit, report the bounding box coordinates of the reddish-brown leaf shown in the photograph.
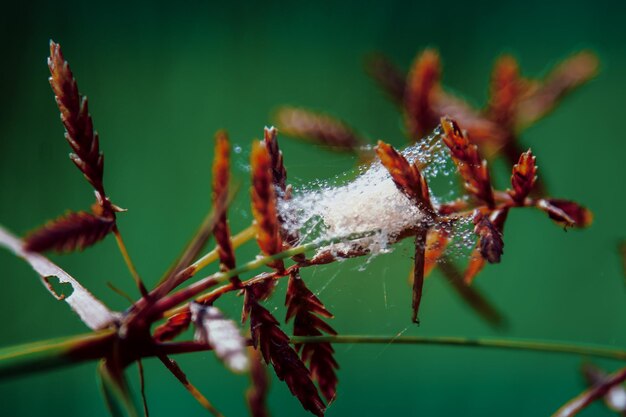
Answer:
[508,149,537,204]
[487,55,527,129]
[250,141,284,271]
[412,228,428,324]
[263,127,303,258]
[364,53,406,106]
[536,199,593,228]
[246,347,271,417]
[424,228,449,277]
[25,211,115,253]
[212,130,239,286]
[404,49,441,139]
[473,209,506,264]
[440,117,495,207]
[263,127,287,192]
[286,272,338,403]
[436,256,505,328]
[517,51,599,129]
[376,140,434,216]
[48,41,108,203]
[246,291,326,416]
[154,310,192,342]
[275,107,363,153]
[436,92,508,149]
[464,246,487,285]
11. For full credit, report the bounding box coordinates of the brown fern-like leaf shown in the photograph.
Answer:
[246,347,271,417]
[48,41,108,202]
[508,149,537,204]
[404,49,441,140]
[376,140,434,216]
[440,117,495,207]
[251,141,284,271]
[517,50,599,129]
[275,107,363,153]
[263,127,303,256]
[473,209,506,264]
[212,130,239,286]
[364,53,406,106]
[246,291,326,416]
[263,127,287,192]
[286,271,338,403]
[487,55,527,129]
[154,310,192,342]
[25,211,115,253]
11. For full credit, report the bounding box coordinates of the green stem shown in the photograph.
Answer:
[0,329,116,379]
[146,230,379,318]
[291,335,626,362]
[3,332,626,381]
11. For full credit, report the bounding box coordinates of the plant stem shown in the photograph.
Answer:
[290,335,626,362]
[148,230,378,318]
[0,329,116,379]
[113,227,149,298]
[190,224,256,274]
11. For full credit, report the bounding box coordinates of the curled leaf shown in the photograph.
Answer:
[536,199,593,228]
[25,211,115,253]
[0,225,116,330]
[189,302,249,373]
[473,209,506,264]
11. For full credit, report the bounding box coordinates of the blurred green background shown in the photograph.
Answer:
[1,1,625,416]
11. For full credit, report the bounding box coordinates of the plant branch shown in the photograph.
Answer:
[113,227,149,298]
[145,230,378,320]
[0,329,116,379]
[291,335,626,362]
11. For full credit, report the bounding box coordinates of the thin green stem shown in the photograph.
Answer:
[290,335,626,362]
[146,230,378,318]
[113,227,149,298]
[0,329,116,379]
